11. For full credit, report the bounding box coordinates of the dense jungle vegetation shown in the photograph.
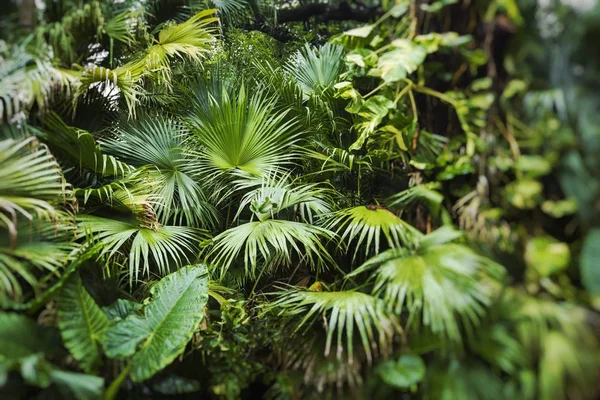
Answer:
[0,0,599,398]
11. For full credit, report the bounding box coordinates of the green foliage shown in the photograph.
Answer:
[57,273,110,373]
[102,265,209,382]
[0,1,599,399]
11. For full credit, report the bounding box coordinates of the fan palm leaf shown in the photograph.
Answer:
[208,219,335,279]
[102,114,218,228]
[0,219,77,304]
[234,169,332,224]
[0,137,71,239]
[77,215,208,283]
[186,84,302,181]
[348,227,505,342]
[0,46,74,122]
[326,205,421,259]
[284,43,344,99]
[78,9,218,115]
[269,289,400,363]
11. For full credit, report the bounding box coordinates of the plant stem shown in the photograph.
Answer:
[104,363,131,400]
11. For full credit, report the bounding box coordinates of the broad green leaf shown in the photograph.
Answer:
[0,313,61,360]
[514,155,552,178]
[389,3,409,17]
[525,236,570,277]
[581,229,600,296]
[102,299,142,322]
[344,25,375,38]
[50,369,104,400]
[350,96,394,150]
[541,199,577,218]
[415,32,471,53]
[420,0,458,13]
[57,273,110,373]
[377,354,426,388]
[102,266,210,382]
[20,354,53,388]
[504,179,543,209]
[371,40,427,83]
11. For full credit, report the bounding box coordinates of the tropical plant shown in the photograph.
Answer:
[0,0,599,399]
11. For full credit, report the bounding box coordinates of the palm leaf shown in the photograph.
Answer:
[269,289,399,363]
[234,169,332,224]
[102,265,210,382]
[208,219,335,279]
[78,9,218,116]
[187,84,302,182]
[326,206,421,259]
[284,43,344,99]
[102,114,218,228]
[348,228,505,342]
[0,219,77,305]
[388,182,451,223]
[42,113,133,177]
[0,46,74,122]
[77,215,207,283]
[57,273,110,374]
[0,137,69,230]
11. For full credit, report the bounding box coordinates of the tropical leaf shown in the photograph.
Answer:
[77,215,208,283]
[0,137,75,303]
[102,299,142,322]
[0,313,103,399]
[0,137,70,232]
[0,219,77,305]
[187,84,302,181]
[504,292,600,400]
[42,112,132,177]
[388,182,451,224]
[326,206,421,259]
[0,45,74,122]
[348,228,505,342]
[78,9,218,115]
[57,273,110,374]
[102,265,210,382]
[580,229,600,296]
[0,313,62,360]
[285,43,344,99]
[208,219,335,279]
[102,114,218,228]
[270,289,399,363]
[234,169,332,224]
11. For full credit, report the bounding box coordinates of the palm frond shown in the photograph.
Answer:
[234,169,333,224]
[388,182,451,224]
[212,0,249,23]
[325,206,421,259]
[0,45,74,122]
[208,219,335,279]
[269,288,399,363]
[348,228,505,343]
[0,217,78,305]
[77,215,208,283]
[284,43,344,99]
[102,114,218,228]
[0,137,71,237]
[42,112,133,177]
[187,84,302,181]
[78,9,218,116]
